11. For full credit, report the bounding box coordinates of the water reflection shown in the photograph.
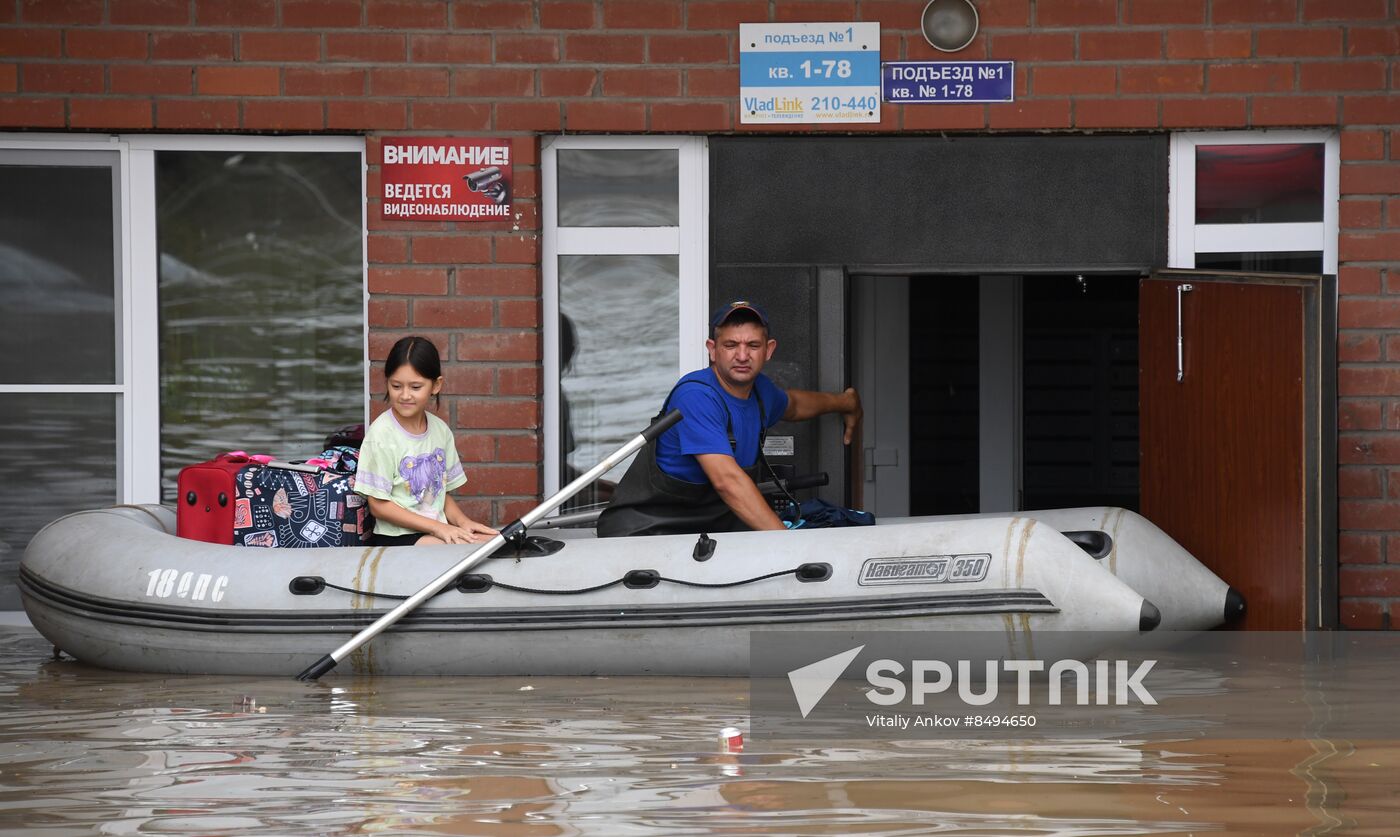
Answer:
[2,627,1397,835]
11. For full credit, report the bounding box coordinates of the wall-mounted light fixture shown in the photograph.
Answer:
[920,0,979,53]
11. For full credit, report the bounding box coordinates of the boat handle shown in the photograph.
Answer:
[1176,283,1193,383]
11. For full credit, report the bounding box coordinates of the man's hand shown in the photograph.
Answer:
[840,386,862,445]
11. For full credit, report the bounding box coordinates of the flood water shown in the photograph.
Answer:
[2,624,1398,836]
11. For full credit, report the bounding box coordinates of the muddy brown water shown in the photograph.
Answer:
[1,626,1397,836]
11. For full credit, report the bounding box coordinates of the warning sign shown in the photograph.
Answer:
[380,137,512,221]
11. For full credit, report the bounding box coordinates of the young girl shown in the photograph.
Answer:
[355,336,498,546]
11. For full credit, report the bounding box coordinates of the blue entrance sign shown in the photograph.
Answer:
[740,22,881,124]
[882,61,1015,104]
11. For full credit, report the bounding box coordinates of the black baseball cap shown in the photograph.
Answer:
[709,300,771,334]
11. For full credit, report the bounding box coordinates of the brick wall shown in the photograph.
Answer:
[1,0,1396,622]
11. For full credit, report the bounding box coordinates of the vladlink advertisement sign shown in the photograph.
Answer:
[380,137,512,221]
[739,22,880,124]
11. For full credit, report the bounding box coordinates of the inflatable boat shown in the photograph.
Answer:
[13,502,1229,677]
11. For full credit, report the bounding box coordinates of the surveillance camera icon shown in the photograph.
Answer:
[464,166,509,205]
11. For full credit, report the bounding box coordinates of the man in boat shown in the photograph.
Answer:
[597,300,862,537]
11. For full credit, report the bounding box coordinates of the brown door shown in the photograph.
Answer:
[1140,275,1307,630]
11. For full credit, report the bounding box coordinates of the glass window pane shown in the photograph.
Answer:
[1195,143,1324,224]
[0,164,117,384]
[0,394,117,609]
[1195,251,1324,274]
[559,254,679,509]
[557,149,680,227]
[157,151,364,499]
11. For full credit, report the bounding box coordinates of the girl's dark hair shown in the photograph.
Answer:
[383,336,443,407]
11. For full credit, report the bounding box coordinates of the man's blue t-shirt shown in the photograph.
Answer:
[654,368,789,484]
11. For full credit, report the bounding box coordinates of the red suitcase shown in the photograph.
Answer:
[176,452,262,544]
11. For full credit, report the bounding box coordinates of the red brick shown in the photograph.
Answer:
[498,366,541,395]
[1032,65,1115,96]
[1126,0,1205,24]
[1163,97,1247,128]
[456,267,538,296]
[155,98,238,129]
[602,67,681,97]
[411,235,491,264]
[21,0,102,24]
[466,464,540,494]
[1036,0,1118,26]
[283,0,363,27]
[110,0,190,25]
[495,235,539,264]
[1340,369,1400,400]
[1213,0,1297,24]
[0,28,63,57]
[327,33,406,62]
[66,29,148,60]
[198,66,280,96]
[370,267,449,295]
[457,331,539,361]
[414,299,494,328]
[1339,266,1382,295]
[23,63,103,94]
[540,67,597,96]
[1080,30,1162,60]
[371,67,449,97]
[497,299,539,328]
[0,66,15,93]
[412,33,491,63]
[367,234,408,263]
[1075,98,1159,129]
[1388,201,1400,229]
[1339,332,1383,362]
[1339,398,1383,430]
[453,433,496,463]
[1340,532,1384,563]
[1340,198,1383,228]
[902,103,986,130]
[541,0,595,28]
[493,498,538,521]
[243,100,324,130]
[240,33,322,62]
[1343,95,1400,125]
[198,0,276,25]
[512,168,538,199]
[1340,231,1400,262]
[1344,129,1391,161]
[773,2,857,22]
[566,100,646,131]
[686,0,766,29]
[368,0,447,28]
[1301,60,1387,92]
[1339,298,1400,329]
[1120,64,1204,94]
[1258,27,1343,57]
[368,298,408,328]
[1340,465,1385,497]
[410,101,491,130]
[1251,95,1339,126]
[650,101,728,131]
[1388,336,1400,362]
[151,32,233,61]
[285,68,364,96]
[564,33,646,63]
[69,98,153,129]
[987,99,1071,130]
[685,67,738,96]
[987,32,1076,62]
[453,0,533,29]
[110,65,193,95]
[604,0,681,28]
[1342,165,1400,196]
[1389,402,1400,431]
[1166,28,1253,59]
[458,401,540,432]
[1305,0,1389,20]
[441,365,493,395]
[1208,62,1294,94]
[496,434,540,462]
[1339,564,1400,594]
[649,33,729,63]
[454,67,534,97]
[0,96,65,127]
[497,33,559,63]
[1347,25,1400,56]
[1339,598,1387,628]
[494,101,562,130]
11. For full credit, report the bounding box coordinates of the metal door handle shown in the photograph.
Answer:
[1176,283,1193,383]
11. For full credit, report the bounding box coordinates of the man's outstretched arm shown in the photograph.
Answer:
[783,387,863,444]
[696,453,786,531]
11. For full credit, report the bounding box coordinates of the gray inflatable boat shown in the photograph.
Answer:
[19,504,1229,676]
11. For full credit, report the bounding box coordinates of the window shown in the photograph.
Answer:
[1170,131,1339,274]
[542,137,708,509]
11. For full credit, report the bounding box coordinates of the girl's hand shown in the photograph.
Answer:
[435,521,498,545]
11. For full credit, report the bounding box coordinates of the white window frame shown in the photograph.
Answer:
[541,135,709,498]
[1169,130,1340,273]
[0,133,367,504]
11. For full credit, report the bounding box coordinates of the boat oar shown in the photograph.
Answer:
[295,408,683,681]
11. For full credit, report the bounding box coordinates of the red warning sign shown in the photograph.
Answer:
[380,137,512,221]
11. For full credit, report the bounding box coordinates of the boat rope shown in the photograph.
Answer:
[294,563,831,600]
